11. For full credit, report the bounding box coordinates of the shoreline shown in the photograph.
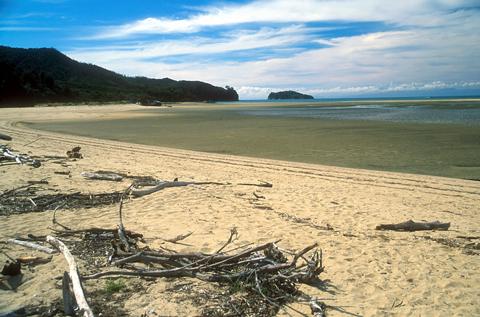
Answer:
[1,104,479,316]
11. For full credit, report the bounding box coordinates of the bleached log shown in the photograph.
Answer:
[62,271,76,316]
[7,239,56,254]
[0,145,41,168]
[83,267,195,280]
[81,171,123,182]
[375,220,450,231]
[0,132,12,141]
[47,235,94,317]
[131,181,226,197]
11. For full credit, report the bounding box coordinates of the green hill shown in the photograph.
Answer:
[268,90,314,100]
[0,46,238,107]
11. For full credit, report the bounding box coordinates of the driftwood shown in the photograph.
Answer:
[52,227,143,239]
[130,180,227,197]
[16,256,52,265]
[66,147,82,159]
[45,189,321,316]
[130,178,275,198]
[54,171,70,176]
[111,252,184,267]
[112,240,275,269]
[0,145,41,168]
[164,231,193,244]
[62,272,76,316]
[45,216,324,316]
[27,179,49,185]
[238,181,273,188]
[46,235,94,317]
[310,299,327,317]
[81,171,123,182]
[7,239,57,254]
[376,220,450,231]
[253,192,265,199]
[52,205,72,231]
[0,189,123,215]
[117,196,130,252]
[84,241,322,284]
[0,132,12,141]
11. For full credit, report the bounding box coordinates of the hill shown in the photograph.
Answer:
[268,90,314,100]
[0,46,238,107]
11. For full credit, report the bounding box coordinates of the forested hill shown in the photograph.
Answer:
[0,46,238,107]
[268,90,314,100]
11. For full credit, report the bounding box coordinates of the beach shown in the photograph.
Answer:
[1,104,480,316]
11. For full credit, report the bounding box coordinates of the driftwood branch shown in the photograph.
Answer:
[130,180,227,197]
[112,252,182,267]
[111,241,276,270]
[46,235,94,317]
[0,145,41,168]
[84,267,195,280]
[117,196,130,252]
[16,255,52,265]
[62,271,76,316]
[215,227,238,254]
[52,227,143,239]
[27,179,49,185]
[164,231,193,244]
[0,132,12,141]
[7,239,57,254]
[238,181,273,188]
[81,171,123,182]
[376,220,450,231]
[129,177,273,198]
[253,192,265,199]
[52,204,72,231]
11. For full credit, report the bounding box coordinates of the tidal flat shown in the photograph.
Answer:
[29,100,480,179]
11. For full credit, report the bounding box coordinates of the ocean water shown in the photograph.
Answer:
[237,102,480,125]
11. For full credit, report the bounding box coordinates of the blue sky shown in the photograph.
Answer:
[1,0,480,99]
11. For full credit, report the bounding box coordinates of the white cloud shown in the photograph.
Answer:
[69,25,312,62]
[236,86,276,99]
[90,0,478,39]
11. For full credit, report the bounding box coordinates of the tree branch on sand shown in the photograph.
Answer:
[376,220,450,231]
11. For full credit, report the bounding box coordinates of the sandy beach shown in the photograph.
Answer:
[1,104,479,316]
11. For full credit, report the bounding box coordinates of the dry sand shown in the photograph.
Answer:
[1,104,479,316]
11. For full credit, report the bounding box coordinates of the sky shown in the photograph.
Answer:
[1,0,480,99]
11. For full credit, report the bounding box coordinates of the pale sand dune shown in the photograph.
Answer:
[1,105,479,316]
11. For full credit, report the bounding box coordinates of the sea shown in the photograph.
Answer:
[225,97,480,125]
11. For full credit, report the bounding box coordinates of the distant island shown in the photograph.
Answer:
[268,90,314,100]
[0,46,238,107]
